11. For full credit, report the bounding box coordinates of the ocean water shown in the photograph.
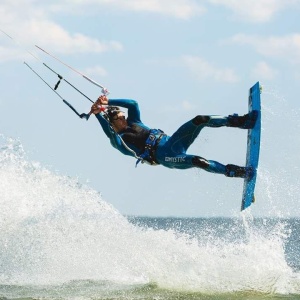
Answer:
[0,136,300,300]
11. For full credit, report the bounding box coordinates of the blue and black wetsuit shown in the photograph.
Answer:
[95,99,254,177]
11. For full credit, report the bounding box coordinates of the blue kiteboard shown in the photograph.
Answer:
[241,82,261,211]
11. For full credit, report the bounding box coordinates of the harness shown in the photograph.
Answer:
[135,129,165,167]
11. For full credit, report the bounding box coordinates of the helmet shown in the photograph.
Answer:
[104,106,123,122]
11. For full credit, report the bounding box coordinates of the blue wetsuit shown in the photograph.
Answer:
[95,99,233,175]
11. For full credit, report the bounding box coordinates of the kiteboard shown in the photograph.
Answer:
[241,82,261,211]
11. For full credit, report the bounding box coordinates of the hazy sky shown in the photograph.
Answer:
[1,0,300,217]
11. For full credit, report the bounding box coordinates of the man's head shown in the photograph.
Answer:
[105,106,127,132]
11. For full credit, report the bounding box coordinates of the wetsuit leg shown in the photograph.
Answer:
[167,115,228,154]
[156,143,251,177]
[194,112,258,129]
[192,156,226,174]
[191,157,253,177]
[155,115,252,173]
[158,153,226,174]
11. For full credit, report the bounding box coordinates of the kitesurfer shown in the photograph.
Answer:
[91,95,257,178]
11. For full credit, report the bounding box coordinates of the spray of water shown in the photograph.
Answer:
[0,135,299,294]
[256,84,300,217]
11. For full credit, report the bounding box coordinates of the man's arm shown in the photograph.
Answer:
[90,96,133,148]
[108,99,141,123]
[91,96,142,123]
[94,114,136,157]
[90,96,115,138]
[94,113,114,138]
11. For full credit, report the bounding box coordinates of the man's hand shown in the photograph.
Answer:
[90,95,108,114]
[97,95,109,105]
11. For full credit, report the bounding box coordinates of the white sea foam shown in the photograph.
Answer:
[0,135,299,294]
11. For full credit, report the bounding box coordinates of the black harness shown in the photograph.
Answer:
[136,129,165,166]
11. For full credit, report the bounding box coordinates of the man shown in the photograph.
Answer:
[91,95,257,178]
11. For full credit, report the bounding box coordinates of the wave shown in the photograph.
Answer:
[0,135,299,295]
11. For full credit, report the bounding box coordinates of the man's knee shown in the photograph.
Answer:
[192,115,210,126]
[192,156,209,169]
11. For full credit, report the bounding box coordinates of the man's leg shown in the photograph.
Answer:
[167,112,257,154]
[167,116,228,154]
[191,156,253,178]
[193,111,258,129]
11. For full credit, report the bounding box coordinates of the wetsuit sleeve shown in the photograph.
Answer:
[108,99,141,123]
[94,113,113,138]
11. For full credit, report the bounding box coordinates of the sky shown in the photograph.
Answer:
[1,0,300,217]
